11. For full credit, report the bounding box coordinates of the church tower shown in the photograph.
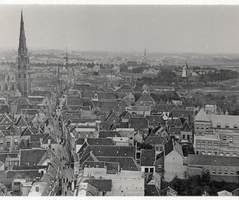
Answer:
[16,11,30,97]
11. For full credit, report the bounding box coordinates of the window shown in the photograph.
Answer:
[217,123,221,128]
[0,140,3,145]
[234,124,238,128]
[150,168,154,173]
[145,168,149,173]
[223,136,226,141]
[225,123,229,128]
[183,135,185,139]
[14,139,18,146]
[206,125,209,129]
[187,135,190,140]
[208,143,211,150]
[214,144,218,150]
[225,170,228,175]
[6,140,10,147]
[201,143,205,149]
[212,170,216,174]
[218,170,222,174]
[230,137,233,143]
[158,165,162,169]
[231,171,234,175]
[196,125,199,129]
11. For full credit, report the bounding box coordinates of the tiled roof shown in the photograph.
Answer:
[84,179,112,192]
[135,91,155,106]
[99,131,122,138]
[188,154,239,167]
[171,108,194,119]
[75,138,85,145]
[194,108,210,122]
[128,105,151,112]
[15,115,28,127]
[145,136,167,145]
[98,92,116,100]
[31,90,52,97]
[20,149,47,166]
[146,115,163,127]
[7,170,43,179]
[0,153,18,162]
[209,114,239,129]
[164,138,174,156]
[18,139,31,149]
[99,105,122,114]
[86,138,115,146]
[21,127,33,136]
[81,145,136,159]
[140,149,155,166]
[97,156,140,171]
[154,103,169,112]
[129,117,149,131]
[42,134,57,144]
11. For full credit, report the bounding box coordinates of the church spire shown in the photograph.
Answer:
[18,10,27,56]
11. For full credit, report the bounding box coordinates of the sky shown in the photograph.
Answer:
[1,4,239,54]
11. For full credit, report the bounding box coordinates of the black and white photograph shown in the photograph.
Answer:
[1,1,239,196]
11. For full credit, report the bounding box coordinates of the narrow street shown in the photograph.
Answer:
[52,106,75,196]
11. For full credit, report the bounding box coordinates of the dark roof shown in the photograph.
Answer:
[42,134,57,144]
[12,165,48,170]
[146,115,163,127]
[15,115,28,127]
[99,131,122,138]
[181,122,191,132]
[145,185,160,196]
[86,138,115,146]
[140,149,155,166]
[21,127,33,136]
[18,139,31,149]
[99,105,122,114]
[67,97,81,106]
[84,179,112,192]
[171,108,194,119]
[81,145,136,159]
[20,149,47,166]
[154,103,169,112]
[7,170,43,179]
[97,156,140,171]
[145,136,167,145]
[130,117,149,131]
[31,90,51,97]
[164,138,174,156]
[0,153,18,162]
[75,138,85,145]
[188,154,239,167]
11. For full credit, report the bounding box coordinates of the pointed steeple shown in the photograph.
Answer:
[18,10,27,56]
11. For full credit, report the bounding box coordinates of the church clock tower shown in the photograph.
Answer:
[16,11,30,97]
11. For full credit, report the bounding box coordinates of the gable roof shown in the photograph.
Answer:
[21,127,33,136]
[19,149,47,166]
[15,115,28,127]
[194,108,210,122]
[136,91,155,106]
[129,117,149,131]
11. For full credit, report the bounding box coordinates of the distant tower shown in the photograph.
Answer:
[16,11,31,97]
[64,47,74,84]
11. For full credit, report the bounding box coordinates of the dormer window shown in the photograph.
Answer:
[217,123,221,128]
[225,123,229,128]
[94,94,98,99]
[234,124,238,128]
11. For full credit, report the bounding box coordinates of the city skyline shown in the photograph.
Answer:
[1,5,239,54]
